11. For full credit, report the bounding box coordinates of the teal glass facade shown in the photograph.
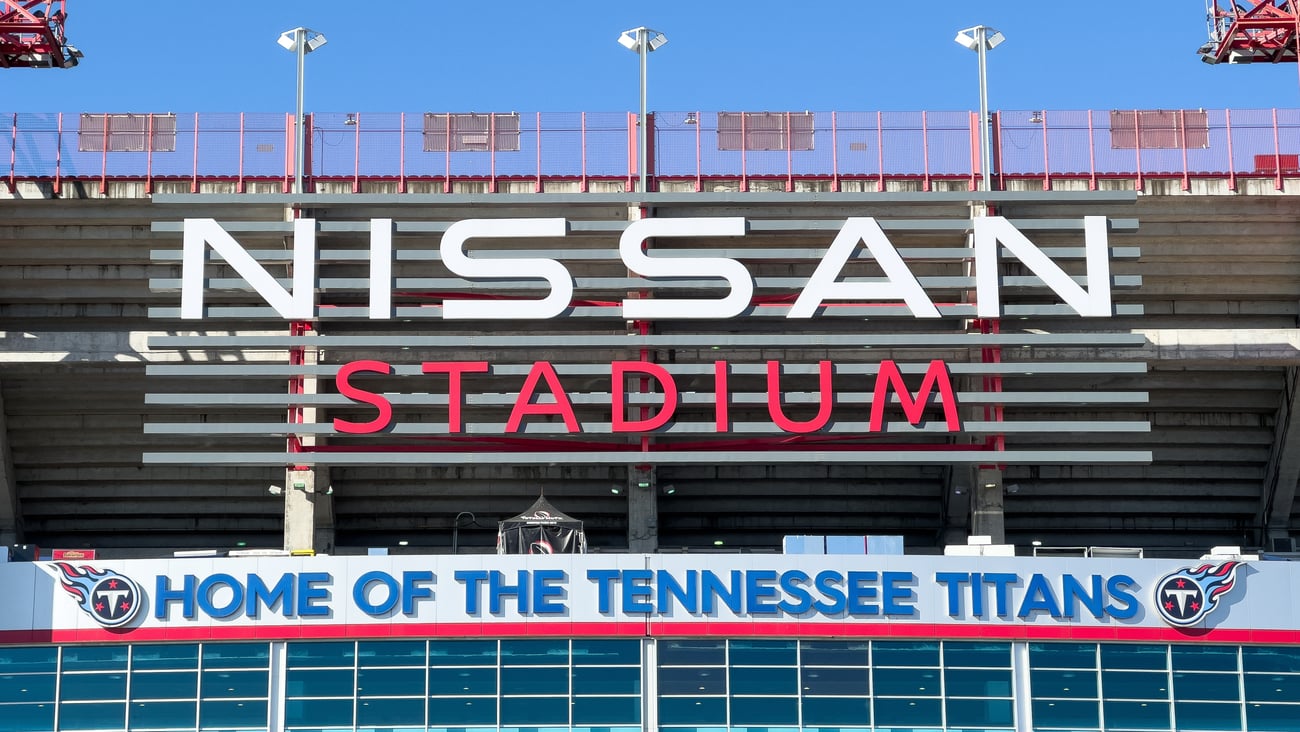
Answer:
[1,640,1298,732]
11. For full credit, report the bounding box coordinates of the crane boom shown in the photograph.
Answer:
[0,0,79,69]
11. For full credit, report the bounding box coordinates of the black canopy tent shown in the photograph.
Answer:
[496,494,587,554]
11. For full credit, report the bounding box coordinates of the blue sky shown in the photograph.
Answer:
[2,1,1296,113]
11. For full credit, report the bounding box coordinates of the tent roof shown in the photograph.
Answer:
[499,494,582,527]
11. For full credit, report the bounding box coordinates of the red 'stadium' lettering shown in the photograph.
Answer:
[334,360,394,434]
[870,359,961,432]
[611,361,678,432]
[422,361,489,432]
[507,361,580,433]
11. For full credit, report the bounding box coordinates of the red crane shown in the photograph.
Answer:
[0,0,79,68]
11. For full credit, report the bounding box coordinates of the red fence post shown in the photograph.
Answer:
[921,111,931,192]
[1041,112,1050,191]
[968,111,978,191]
[399,112,407,194]
[237,113,245,194]
[353,112,362,194]
[145,113,154,194]
[1179,109,1190,191]
[1087,110,1097,191]
[1225,109,1236,192]
[694,110,702,192]
[191,113,199,193]
[1273,107,1283,191]
[1134,110,1144,192]
[830,111,839,192]
[876,111,885,192]
[535,112,542,193]
[54,112,61,196]
[8,113,15,193]
[785,111,794,192]
[99,112,108,195]
[580,112,588,193]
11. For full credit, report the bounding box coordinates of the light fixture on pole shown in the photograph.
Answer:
[277,26,328,195]
[618,26,667,194]
[954,25,1005,192]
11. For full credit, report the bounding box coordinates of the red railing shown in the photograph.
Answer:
[6,109,1300,195]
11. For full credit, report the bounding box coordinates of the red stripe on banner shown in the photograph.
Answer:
[4,622,1298,646]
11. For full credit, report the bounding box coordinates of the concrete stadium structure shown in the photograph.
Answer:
[0,109,1296,559]
[2,108,1300,732]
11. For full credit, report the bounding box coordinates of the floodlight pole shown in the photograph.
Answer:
[975,26,992,192]
[280,26,325,195]
[621,26,665,193]
[293,27,306,195]
[637,27,649,194]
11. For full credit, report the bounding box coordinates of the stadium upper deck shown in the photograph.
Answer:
[4,108,1299,195]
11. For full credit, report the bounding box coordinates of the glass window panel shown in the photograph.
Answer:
[285,697,355,727]
[944,642,1012,669]
[129,700,197,730]
[134,676,201,710]
[801,696,871,726]
[500,639,569,665]
[801,666,870,696]
[800,640,870,667]
[1100,644,1168,671]
[60,672,127,701]
[427,697,497,725]
[729,666,797,695]
[132,645,199,671]
[1030,643,1097,670]
[201,643,269,670]
[501,665,568,694]
[0,674,55,702]
[874,697,942,727]
[131,670,198,701]
[287,642,355,668]
[658,666,725,695]
[730,695,798,725]
[357,697,425,726]
[946,698,1015,727]
[62,645,129,671]
[1246,703,1300,732]
[1171,646,1239,672]
[0,647,57,673]
[428,640,497,667]
[873,667,941,697]
[1244,647,1300,674]
[946,668,1012,697]
[874,641,940,667]
[571,639,640,666]
[1101,670,1169,700]
[358,666,424,697]
[0,703,54,732]
[571,695,641,725]
[199,698,268,728]
[1245,672,1300,703]
[1172,701,1243,731]
[1030,699,1099,729]
[357,640,426,667]
[658,696,727,725]
[429,666,497,696]
[500,695,568,725]
[200,669,268,698]
[1173,672,1240,701]
[658,639,727,666]
[59,702,125,730]
[572,665,640,695]
[1031,669,1099,698]
[1103,700,1171,731]
[729,640,796,666]
[285,668,354,698]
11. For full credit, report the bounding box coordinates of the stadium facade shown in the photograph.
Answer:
[0,108,1299,731]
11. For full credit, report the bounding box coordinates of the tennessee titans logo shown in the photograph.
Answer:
[1153,561,1244,627]
[529,539,554,554]
[53,562,143,628]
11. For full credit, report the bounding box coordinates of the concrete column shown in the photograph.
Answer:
[0,384,20,545]
[627,466,658,553]
[972,467,1006,544]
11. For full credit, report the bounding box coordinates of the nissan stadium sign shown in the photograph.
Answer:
[144,194,1149,466]
[0,555,1283,645]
